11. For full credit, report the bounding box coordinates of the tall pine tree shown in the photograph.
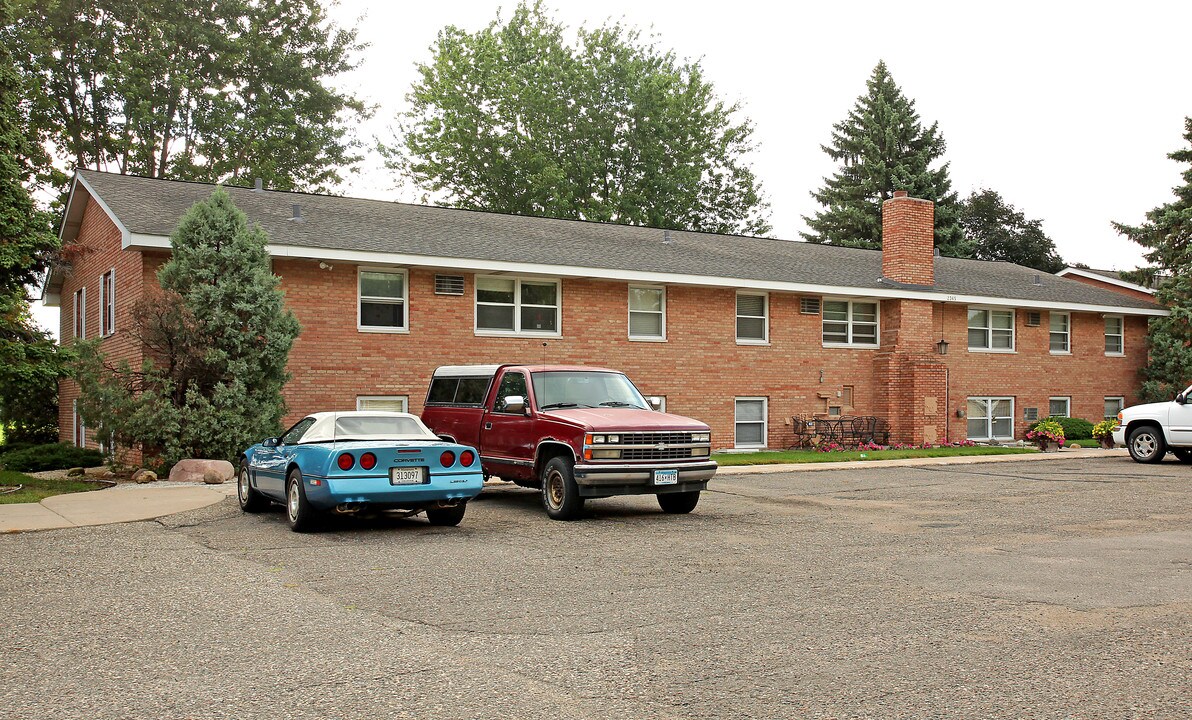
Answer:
[1113,117,1192,403]
[803,61,965,256]
[74,189,301,469]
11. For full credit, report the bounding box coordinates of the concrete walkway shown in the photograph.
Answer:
[0,482,236,533]
[0,448,1129,533]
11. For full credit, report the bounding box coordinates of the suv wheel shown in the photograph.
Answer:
[1127,426,1166,464]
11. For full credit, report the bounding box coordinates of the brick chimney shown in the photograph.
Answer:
[881,191,935,286]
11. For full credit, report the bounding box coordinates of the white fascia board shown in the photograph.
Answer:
[121,237,1170,318]
[1057,267,1154,295]
[73,173,132,248]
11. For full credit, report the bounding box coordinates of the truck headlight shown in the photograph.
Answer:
[692,432,711,442]
[590,449,621,460]
[590,434,606,444]
[691,447,710,457]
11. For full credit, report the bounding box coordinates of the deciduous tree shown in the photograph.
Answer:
[803,61,965,255]
[386,1,771,236]
[1114,117,1192,402]
[0,0,64,444]
[960,189,1063,272]
[13,0,368,193]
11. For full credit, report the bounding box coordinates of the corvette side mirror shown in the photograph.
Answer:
[1177,393,1186,405]
[262,437,280,448]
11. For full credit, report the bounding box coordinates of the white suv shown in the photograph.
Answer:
[1113,386,1192,463]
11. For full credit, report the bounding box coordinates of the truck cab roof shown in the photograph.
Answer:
[431,364,621,378]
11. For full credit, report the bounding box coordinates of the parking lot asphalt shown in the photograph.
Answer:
[2,455,1190,719]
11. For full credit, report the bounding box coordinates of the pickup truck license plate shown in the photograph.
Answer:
[653,469,678,485]
[390,467,425,485]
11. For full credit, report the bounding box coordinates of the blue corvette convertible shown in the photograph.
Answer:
[237,411,485,532]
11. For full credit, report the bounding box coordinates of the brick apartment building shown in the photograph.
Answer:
[45,171,1165,452]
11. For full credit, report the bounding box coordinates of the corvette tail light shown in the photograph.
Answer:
[337,453,354,471]
[460,450,475,467]
[359,452,377,470]
[439,450,456,467]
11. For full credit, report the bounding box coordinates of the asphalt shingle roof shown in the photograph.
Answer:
[75,170,1161,311]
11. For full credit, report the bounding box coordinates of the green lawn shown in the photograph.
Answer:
[712,446,1038,466]
[0,470,100,504]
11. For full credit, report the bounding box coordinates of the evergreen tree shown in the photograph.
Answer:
[74,189,300,469]
[1113,117,1192,403]
[0,0,63,444]
[960,189,1064,272]
[387,1,771,236]
[803,61,965,255]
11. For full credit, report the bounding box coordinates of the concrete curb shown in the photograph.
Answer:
[717,447,1129,475]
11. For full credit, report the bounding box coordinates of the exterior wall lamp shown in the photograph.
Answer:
[936,338,949,355]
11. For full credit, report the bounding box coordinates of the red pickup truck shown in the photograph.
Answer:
[420,364,717,520]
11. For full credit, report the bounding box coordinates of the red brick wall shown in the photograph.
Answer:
[1064,273,1155,303]
[57,200,145,459]
[277,261,1147,449]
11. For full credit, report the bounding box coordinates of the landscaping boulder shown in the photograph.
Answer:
[84,467,115,479]
[132,469,158,484]
[169,459,234,484]
[66,467,85,478]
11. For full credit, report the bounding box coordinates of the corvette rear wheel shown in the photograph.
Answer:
[426,502,467,526]
[237,461,270,513]
[286,468,321,533]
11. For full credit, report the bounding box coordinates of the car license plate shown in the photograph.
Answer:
[653,469,678,485]
[390,467,425,485]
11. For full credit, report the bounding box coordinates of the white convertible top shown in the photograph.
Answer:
[299,411,438,443]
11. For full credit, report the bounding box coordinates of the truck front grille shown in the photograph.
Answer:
[619,432,693,446]
[621,446,697,460]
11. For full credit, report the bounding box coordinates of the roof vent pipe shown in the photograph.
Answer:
[253,178,264,192]
[663,229,673,245]
[1033,274,1042,286]
[933,247,940,257]
[290,204,303,222]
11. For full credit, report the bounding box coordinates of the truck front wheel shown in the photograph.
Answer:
[1128,425,1166,464]
[657,491,700,514]
[541,456,584,520]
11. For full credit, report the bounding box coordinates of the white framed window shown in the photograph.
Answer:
[734,397,767,448]
[358,268,408,333]
[628,286,665,341]
[822,299,879,347]
[73,399,85,448]
[1049,312,1070,354]
[356,395,408,413]
[475,276,560,335]
[1104,315,1124,355]
[73,287,86,340]
[1048,397,1070,418]
[1104,397,1124,420]
[100,268,115,337]
[736,292,768,344]
[967,307,1014,351]
[967,397,1014,440]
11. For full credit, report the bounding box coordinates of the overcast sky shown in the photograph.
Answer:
[31,0,1192,333]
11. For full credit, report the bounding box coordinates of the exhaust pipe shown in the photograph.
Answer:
[335,503,364,514]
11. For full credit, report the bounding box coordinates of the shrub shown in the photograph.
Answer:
[0,443,105,472]
[1029,416,1094,441]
